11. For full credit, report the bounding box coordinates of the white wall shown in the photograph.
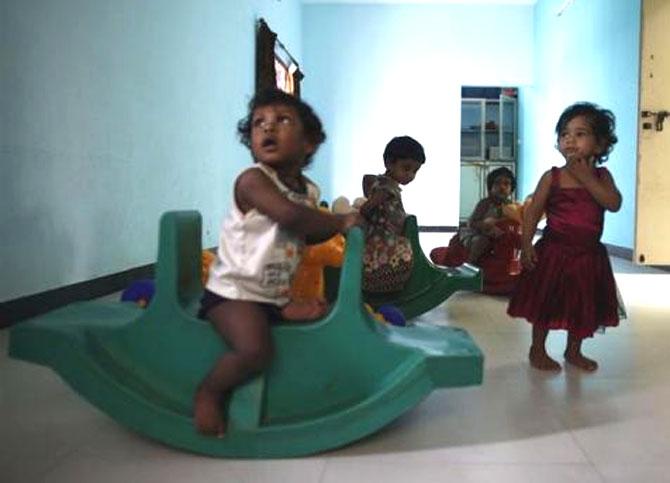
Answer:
[302,3,534,225]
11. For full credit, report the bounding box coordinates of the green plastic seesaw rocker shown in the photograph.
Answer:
[328,215,482,319]
[9,211,483,458]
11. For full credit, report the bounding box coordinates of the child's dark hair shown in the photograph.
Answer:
[486,166,516,192]
[383,136,426,165]
[237,89,326,166]
[555,102,618,164]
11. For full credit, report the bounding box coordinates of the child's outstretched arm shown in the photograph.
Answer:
[359,174,390,218]
[467,199,490,231]
[362,174,376,198]
[235,168,363,241]
[359,189,390,218]
[520,171,551,270]
[468,199,502,237]
[567,158,622,212]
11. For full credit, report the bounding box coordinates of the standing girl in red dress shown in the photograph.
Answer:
[507,102,622,372]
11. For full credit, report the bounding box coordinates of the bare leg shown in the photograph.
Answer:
[564,334,598,372]
[467,235,492,265]
[529,324,561,371]
[281,298,328,321]
[194,300,274,436]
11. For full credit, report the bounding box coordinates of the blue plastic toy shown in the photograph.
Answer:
[120,279,155,308]
[377,304,407,326]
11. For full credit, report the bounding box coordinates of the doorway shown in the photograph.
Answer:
[635,0,670,265]
[459,86,518,223]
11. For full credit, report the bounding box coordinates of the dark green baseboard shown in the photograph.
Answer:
[1,247,218,328]
[418,225,459,233]
[0,264,154,328]
[604,243,632,261]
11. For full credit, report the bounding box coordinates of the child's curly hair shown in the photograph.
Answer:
[555,102,618,164]
[486,166,516,193]
[383,135,426,165]
[237,89,326,167]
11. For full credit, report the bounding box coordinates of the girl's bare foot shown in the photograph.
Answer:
[281,299,328,321]
[194,387,227,437]
[564,351,598,372]
[529,346,561,371]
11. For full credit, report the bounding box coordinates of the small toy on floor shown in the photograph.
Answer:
[121,251,215,309]
[120,279,155,308]
[365,303,407,326]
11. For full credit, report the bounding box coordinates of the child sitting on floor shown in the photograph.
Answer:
[459,166,516,265]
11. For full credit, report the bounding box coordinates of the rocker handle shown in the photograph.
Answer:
[332,226,364,309]
[152,210,203,311]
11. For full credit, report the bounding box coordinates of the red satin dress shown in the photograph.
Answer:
[507,167,619,339]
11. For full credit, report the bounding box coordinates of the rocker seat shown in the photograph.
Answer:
[9,211,483,458]
[335,215,482,319]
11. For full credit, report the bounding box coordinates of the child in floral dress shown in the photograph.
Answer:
[360,136,425,292]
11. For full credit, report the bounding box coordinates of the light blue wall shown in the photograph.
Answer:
[518,0,641,248]
[1,0,644,303]
[302,4,534,226]
[1,0,303,302]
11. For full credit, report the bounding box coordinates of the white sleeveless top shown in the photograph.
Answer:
[205,164,320,306]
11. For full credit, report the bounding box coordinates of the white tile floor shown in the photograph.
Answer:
[2,237,670,482]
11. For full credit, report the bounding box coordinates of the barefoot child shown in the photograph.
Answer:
[508,102,622,372]
[195,89,362,436]
[360,136,425,293]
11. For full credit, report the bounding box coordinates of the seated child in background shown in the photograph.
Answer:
[459,166,516,265]
[429,167,529,295]
[196,89,363,436]
[359,136,425,293]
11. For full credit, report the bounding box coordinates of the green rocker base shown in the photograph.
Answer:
[328,215,482,319]
[9,211,483,458]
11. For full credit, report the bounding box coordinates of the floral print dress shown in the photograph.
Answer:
[362,175,414,293]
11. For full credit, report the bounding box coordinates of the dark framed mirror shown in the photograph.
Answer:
[256,18,303,96]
